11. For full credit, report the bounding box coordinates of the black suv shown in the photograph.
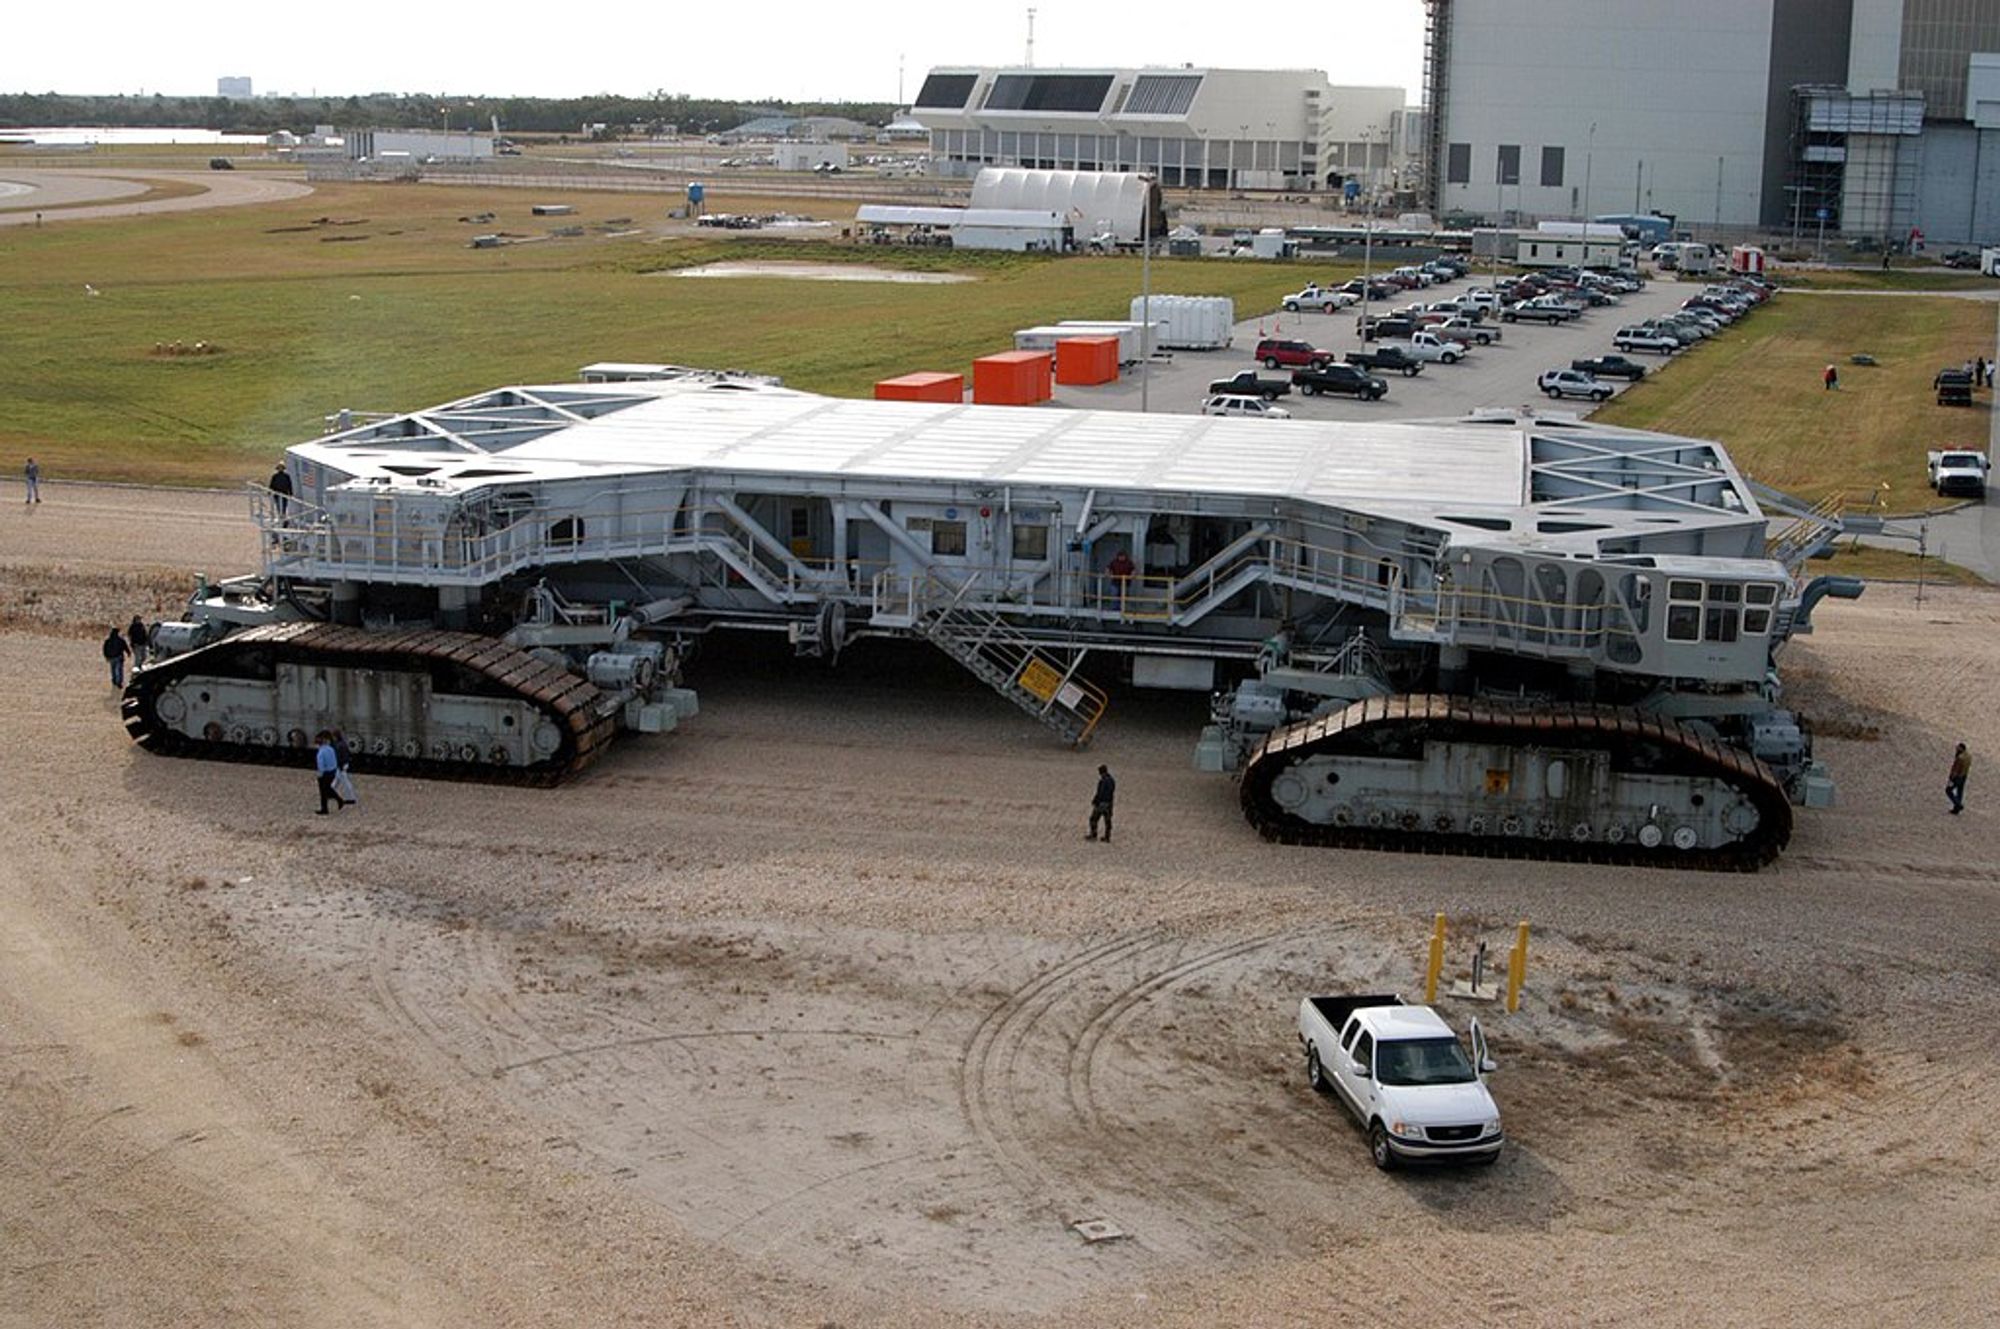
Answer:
[1293,363,1388,400]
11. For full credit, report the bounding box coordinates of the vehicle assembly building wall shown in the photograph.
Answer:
[913,65,1406,190]
[1761,0,1858,228]
[1435,0,1780,228]
[1913,120,2000,241]
[1895,0,2000,112]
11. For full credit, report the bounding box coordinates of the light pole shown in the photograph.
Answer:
[1358,128,1376,341]
[1581,121,1595,225]
[1139,176,1153,414]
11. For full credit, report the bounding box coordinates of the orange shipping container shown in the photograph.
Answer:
[1054,336,1119,386]
[874,371,965,403]
[973,350,1053,405]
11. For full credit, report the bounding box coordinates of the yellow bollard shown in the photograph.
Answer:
[1506,920,1531,1012]
[1424,912,1446,1004]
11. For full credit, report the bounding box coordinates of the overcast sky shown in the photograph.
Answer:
[5,0,1428,104]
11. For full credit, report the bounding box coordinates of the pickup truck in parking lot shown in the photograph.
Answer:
[1570,354,1647,380]
[1282,284,1356,312]
[1208,369,1292,400]
[1299,993,1502,1169]
[1292,362,1388,400]
[1379,330,1469,364]
[1344,345,1425,377]
[1500,300,1575,325]
[1436,316,1500,346]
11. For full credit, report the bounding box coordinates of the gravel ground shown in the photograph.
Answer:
[3,483,1998,1327]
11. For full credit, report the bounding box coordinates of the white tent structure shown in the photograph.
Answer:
[969,168,1165,244]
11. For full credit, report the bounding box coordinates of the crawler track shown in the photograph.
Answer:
[121,622,617,785]
[1241,694,1794,871]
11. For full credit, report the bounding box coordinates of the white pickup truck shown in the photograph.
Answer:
[1282,284,1357,312]
[1380,330,1470,364]
[1928,448,1991,498]
[1298,993,1502,1169]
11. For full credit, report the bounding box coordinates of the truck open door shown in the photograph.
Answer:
[1470,1017,1496,1075]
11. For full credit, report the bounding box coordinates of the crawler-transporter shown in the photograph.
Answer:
[125,367,1859,868]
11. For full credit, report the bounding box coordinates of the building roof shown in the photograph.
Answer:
[857,205,1066,229]
[292,379,1773,555]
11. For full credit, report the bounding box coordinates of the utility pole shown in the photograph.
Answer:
[1581,121,1595,224]
[1714,154,1724,236]
[1140,178,1153,414]
[1025,8,1036,67]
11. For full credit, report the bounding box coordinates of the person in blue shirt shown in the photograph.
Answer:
[315,731,352,815]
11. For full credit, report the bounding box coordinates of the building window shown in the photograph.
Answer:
[1446,142,1471,185]
[1541,145,1565,187]
[1012,524,1049,561]
[931,520,967,557]
[1497,144,1520,186]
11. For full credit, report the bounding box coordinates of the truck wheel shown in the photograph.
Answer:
[1284,302,1300,312]
[1545,387,1561,399]
[1264,357,1280,369]
[1595,390,1611,401]
[1302,384,1319,396]
[1321,302,1336,313]
[1369,1122,1397,1171]
[1404,367,1419,378]
[1442,352,1459,364]
[1307,1045,1327,1091]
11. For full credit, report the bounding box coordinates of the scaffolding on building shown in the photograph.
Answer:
[1422,0,1452,215]
[1787,86,1924,249]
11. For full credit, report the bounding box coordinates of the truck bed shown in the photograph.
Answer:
[1304,993,1404,1034]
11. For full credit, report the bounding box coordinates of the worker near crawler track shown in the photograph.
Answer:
[1106,548,1135,614]
[1948,743,1971,815]
[1086,764,1116,842]
[126,615,149,670]
[101,627,129,688]
[315,731,352,815]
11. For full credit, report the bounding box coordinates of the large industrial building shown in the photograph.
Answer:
[910,66,1418,194]
[1425,0,2000,243]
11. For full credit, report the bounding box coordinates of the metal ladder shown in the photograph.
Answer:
[918,591,1107,746]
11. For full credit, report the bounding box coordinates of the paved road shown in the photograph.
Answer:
[0,169,313,226]
[1054,273,1699,423]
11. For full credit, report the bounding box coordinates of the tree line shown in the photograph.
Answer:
[0,92,902,137]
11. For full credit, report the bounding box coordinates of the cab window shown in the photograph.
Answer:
[1666,579,1702,642]
[1351,1031,1375,1076]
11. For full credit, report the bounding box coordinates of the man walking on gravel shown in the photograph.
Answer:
[23,457,40,504]
[1947,742,1971,815]
[1086,764,1116,842]
[101,626,129,688]
[315,731,352,815]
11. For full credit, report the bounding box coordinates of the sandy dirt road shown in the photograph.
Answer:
[3,483,1998,1326]
[0,169,313,226]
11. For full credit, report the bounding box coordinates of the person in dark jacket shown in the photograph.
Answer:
[126,614,149,669]
[269,462,294,518]
[1086,765,1116,842]
[1948,743,1971,814]
[101,627,129,688]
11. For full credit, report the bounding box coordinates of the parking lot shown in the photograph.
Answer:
[1053,269,1701,422]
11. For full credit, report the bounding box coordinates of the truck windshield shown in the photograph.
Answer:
[1375,1037,1478,1086]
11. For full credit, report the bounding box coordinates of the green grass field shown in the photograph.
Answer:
[1592,291,1996,506]
[0,181,1345,485]
[1778,267,1998,293]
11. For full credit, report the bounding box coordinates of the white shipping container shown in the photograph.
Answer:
[1056,320,1165,361]
[1131,295,1234,349]
[1013,324,1148,365]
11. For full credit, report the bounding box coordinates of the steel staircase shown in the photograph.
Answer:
[918,596,1107,746]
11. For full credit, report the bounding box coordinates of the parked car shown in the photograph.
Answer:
[1208,370,1292,400]
[1501,301,1574,325]
[1202,394,1292,419]
[1254,338,1335,369]
[1936,367,1977,406]
[1298,993,1502,1170]
[1282,284,1357,312]
[1928,447,1989,494]
[1436,316,1501,346]
[1613,327,1682,354]
[207,157,234,170]
[1941,249,1982,270]
[1357,315,1419,343]
[1344,345,1426,377]
[1571,354,1648,380]
[1293,363,1389,400]
[1538,368,1614,401]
